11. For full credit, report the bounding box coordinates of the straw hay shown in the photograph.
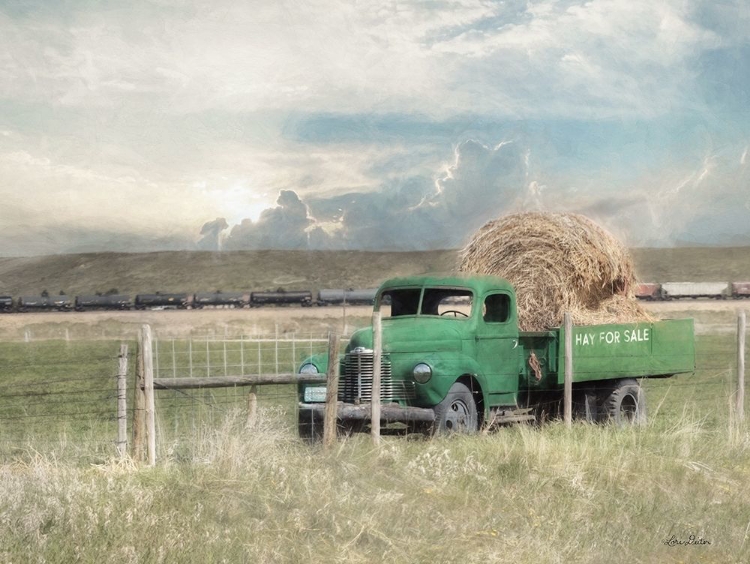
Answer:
[459,212,652,331]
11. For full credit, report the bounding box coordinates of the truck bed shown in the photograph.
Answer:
[561,318,695,384]
[519,318,695,388]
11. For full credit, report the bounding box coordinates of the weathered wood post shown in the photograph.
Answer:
[247,385,258,428]
[116,344,129,458]
[738,311,746,424]
[342,297,347,336]
[133,332,146,461]
[564,312,573,427]
[142,324,156,466]
[323,332,340,448]
[371,311,382,445]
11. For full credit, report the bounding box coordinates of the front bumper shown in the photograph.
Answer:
[299,401,435,424]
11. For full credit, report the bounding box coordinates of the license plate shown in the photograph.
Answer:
[304,386,327,403]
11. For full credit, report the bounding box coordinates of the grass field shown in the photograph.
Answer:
[0,322,748,563]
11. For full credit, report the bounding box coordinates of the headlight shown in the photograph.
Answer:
[299,363,319,375]
[412,363,432,384]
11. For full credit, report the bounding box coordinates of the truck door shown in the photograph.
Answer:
[475,292,520,402]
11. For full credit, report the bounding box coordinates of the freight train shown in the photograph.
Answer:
[0,288,379,313]
[2,281,747,312]
[635,282,750,301]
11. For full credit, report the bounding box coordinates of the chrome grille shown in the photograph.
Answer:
[340,348,415,403]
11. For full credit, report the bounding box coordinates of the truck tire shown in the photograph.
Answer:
[433,382,478,434]
[602,379,646,426]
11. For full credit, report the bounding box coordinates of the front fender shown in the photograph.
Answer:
[297,353,331,402]
[412,351,487,409]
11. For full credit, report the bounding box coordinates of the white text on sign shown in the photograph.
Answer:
[575,328,650,346]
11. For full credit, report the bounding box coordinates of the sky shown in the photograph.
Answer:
[0,0,749,256]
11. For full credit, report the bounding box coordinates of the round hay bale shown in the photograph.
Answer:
[459,212,652,331]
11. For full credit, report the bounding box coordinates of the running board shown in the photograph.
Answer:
[485,407,536,429]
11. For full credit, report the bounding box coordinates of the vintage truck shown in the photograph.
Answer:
[297,275,695,438]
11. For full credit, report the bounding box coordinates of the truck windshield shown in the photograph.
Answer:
[381,288,473,318]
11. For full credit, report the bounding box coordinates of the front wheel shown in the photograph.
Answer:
[602,379,646,426]
[433,382,478,434]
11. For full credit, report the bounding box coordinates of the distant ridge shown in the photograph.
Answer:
[0,247,748,296]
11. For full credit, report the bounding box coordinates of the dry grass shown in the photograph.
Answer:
[460,212,652,330]
[1,410,749,563]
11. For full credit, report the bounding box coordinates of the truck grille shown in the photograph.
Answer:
[340,348,415,403]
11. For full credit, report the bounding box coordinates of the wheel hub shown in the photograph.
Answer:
[445,400,470,430]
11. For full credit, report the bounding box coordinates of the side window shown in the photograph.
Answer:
[483,293,510,323]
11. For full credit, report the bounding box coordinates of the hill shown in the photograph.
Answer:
[0,247,749,296]
[0,250,458,296]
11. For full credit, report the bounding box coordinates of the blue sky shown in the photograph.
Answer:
[0,0,748,255]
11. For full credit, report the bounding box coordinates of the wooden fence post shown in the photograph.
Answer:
[371,312,382,445]
[564,312,573,427]
[247,385,258,428]
[323,332,340,449]
[117,344,129,458]
[142,324,156,466]
[738,311,746,424]
[133,333,146,462]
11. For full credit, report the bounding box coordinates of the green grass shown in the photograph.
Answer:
[0,330,748,563]
[0,335,332,463]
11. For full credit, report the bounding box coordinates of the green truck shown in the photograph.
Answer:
[297,275,695,437]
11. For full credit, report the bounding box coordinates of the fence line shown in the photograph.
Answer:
[738,311,746,424]
[0,314,746,463]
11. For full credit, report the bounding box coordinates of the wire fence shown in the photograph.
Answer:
[149,333,330,451]
[0,322,747,463]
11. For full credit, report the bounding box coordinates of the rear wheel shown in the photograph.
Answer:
[433,382,478,434]
[602,379,646,425]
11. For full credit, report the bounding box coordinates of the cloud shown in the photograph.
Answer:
[210,134,750,251]
[0,0,729,120]
[217,139,529,251]
[197,218,228,250]
[224,190,317,250]
[1,1,748,255]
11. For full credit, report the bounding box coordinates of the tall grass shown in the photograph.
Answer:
[1,325,748,562]
[1,408,748,563]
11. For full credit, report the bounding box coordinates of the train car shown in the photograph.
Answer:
[134,293,189,310]
[17,295,73,312]
[660,282,729,300]
[75,294,133,311]
[732,282,750,299]
[635,283,663,301]
[192,292,250,308]
[316,288,378,306]
[250,290,313,307]
[0,295,13,313]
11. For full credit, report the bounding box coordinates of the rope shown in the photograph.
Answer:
[528,352,543,381]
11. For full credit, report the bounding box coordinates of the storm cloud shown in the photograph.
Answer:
[204,137,750,251]
[223,190,320,250]
[210,139,531,251]
[197,218,229,251]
